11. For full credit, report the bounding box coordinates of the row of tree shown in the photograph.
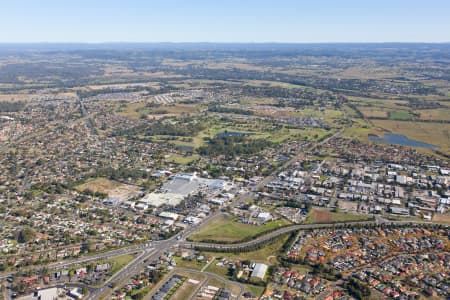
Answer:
[0,100,25,112]
[198,135,274,157]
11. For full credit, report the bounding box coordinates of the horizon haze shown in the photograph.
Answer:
[1,0,449,43]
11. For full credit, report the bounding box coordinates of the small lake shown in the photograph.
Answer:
[176,145,194,151]
[369,133,439,150]
[216,131,253,137]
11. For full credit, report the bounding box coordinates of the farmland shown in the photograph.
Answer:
[370,119,450,154]
[1,43,450,300]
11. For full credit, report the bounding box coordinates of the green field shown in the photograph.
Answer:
[127,114,335,152]
[165,153,199,165]
[203,234,289,265]
[341,118,379,141]
[341,116,450,156]
[189,214,290,243]
[244,79,309,89]
[117,102,203,119]
[204,259,230,278]
[200,235,287,299]
[174,256,207,270]
[106,254,136,274]
[388,111,414,120]
[243,284,266,298]
[371,119,450,155]
[290,108,344,119]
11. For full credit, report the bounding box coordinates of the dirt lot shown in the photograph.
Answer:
[314,209,333,223]
[432,213,450,225]
[75,177,141,200]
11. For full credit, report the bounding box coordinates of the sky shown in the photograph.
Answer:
[0,0,449,43]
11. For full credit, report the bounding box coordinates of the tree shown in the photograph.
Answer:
[17,228,35,243]
[40,266,49,276]
[68,269,75,282]
[87,263,95,273]
[345,278,371,300]
[82,286,88,295]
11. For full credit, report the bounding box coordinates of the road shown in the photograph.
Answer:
[144,266,245,300]
[250,125,346,195]
[2,118,447,299]
[88,217,446,299]
[1,215,446,300]
[77,96,97,136]
[181,218,442,252]
[176,267,245,299]
[0,244,147,281]
[85,210,223,300]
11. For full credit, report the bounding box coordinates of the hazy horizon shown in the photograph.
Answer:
[1,0,449,43]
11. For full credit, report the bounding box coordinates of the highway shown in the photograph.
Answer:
[85,210,223,300]
[3,121,448,299]
[182,218,444,251]
[86,217,448,299]
[0,245,144,281]
[1,210,447,300]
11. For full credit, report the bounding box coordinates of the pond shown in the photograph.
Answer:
[176,145,194,151]
[216,131,253,137]
[368,133,439,150]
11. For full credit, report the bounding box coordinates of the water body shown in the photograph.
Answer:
[216,131,254,137]
[176,145,194,151]
[369,133,439,150]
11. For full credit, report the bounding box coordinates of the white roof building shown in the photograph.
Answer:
[251,263,268,280]
[35,287,60,300]
[135,203,148,210]
[257,212,272,222]
[185,216,202,224]
[69,288,83,299]
[159,211,180,220]
[139,192,184,207]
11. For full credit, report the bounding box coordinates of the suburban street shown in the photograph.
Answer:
[1,121,447,299]
[85,217,443,299]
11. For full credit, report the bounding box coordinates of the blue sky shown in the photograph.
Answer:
[1,0,449,43]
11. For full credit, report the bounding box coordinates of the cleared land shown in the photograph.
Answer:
[174,257,207,271]
[432,213,450,225]
[417,108,450,121]
[189,214,290,243]
[303,208,374,224]
[202,277,242,299]
[358,107,389,118]
[170,271,206,300]
[75,177,140,199]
